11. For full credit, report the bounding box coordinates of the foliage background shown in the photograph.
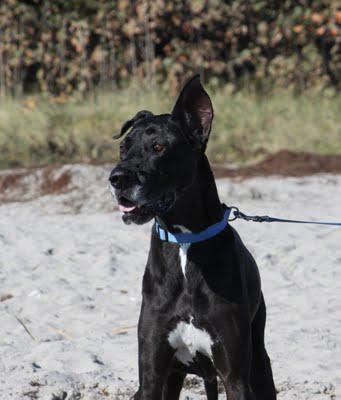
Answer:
[0,0,340,97]
[0,0,340,168]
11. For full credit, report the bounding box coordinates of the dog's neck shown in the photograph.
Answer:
[158,155,223,233]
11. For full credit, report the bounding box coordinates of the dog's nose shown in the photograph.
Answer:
[109,170,127,189]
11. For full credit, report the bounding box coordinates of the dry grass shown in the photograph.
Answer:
[0,85,340,168]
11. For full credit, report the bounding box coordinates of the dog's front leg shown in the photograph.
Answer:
[214,328,256,400]
[134,328,174,400]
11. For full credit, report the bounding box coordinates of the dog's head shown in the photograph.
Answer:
[109,75,214,224]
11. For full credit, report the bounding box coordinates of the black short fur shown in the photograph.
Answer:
[109,75,277,399]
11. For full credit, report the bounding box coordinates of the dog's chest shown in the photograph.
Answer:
[167,228,214,366]
[168,317,213,366]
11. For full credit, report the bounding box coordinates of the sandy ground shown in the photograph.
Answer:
[0,164,340,399]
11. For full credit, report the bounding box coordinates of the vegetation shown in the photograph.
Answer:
[0,85,340,168]
[0,1,340,168]
[0,0,340,97]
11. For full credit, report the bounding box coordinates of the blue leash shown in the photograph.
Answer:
[230,207,341,226]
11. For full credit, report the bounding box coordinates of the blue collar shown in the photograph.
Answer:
[155,204,231,244]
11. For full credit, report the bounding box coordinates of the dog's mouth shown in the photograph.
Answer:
[118,196,138,214]
[110,186,177,224]
[117,195,153,225]
[117,194,174,215]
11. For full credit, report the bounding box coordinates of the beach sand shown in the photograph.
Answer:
[0,165,340,399]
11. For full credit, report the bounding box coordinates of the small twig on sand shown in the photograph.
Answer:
[49,327,73,340]
[15,316,36,341]
[112,325,136,335]
[0,294,13,302]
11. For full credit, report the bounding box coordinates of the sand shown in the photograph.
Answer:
[0,164,340,399]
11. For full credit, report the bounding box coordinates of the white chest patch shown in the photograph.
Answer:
[168,318,213,366]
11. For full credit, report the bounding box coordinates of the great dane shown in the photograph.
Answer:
[109,76,276,399]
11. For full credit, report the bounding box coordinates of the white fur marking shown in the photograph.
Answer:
[179,243,190,276]
[168,317,213,366]
[173,225,191,278]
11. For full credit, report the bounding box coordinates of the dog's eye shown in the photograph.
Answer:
[153,143,165,153]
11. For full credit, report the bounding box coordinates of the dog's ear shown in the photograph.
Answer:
[113,110,154,140]
[171,75,213,147]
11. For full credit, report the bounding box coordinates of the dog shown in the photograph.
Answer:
[109,75,277,399]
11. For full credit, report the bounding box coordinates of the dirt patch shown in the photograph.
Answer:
[41,167,71,195]
[1,151,341,204]
[213,150,341,179]
[0,170,28,192]
[0,165,73,204]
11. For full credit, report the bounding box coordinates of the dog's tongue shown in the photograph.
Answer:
[119,204,136,213]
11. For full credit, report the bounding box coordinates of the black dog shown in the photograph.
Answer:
[109,76,276,400]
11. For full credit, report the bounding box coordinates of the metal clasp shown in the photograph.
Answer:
[228,206,240,221]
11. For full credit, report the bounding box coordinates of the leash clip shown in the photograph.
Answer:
[228,207,269,223]
[228,206,240,222]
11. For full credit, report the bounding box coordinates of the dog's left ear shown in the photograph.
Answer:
[113,110,154,140]
[172,75,213,147]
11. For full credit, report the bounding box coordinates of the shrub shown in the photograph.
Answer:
[0,0,339,97]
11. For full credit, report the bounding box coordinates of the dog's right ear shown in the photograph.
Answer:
[113,110,154,140]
